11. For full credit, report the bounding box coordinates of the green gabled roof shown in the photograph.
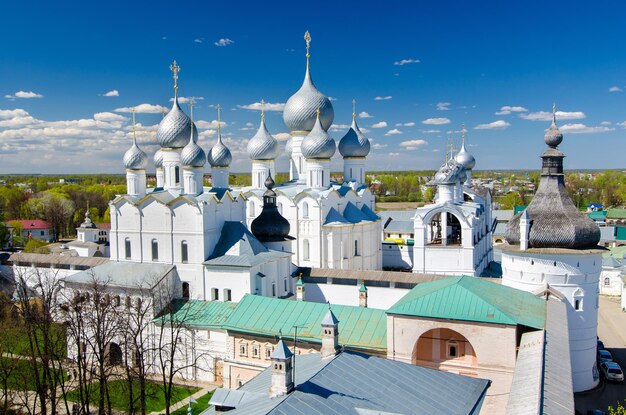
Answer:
[588,211,608,220]
[157,299,237,328]
[607,208,626,220]
[387,276,546,329]
[616,226,626,241]
[221,294,387,351]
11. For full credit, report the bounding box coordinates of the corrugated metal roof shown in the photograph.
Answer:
[505,330,545,414]
[588,211,608,221]
[360,204,380,221]
[343,202,371,224]
[323,207,350,225]
[387,276,546,329]
[65,261,173,289]
[221,294,387,351]
[10,252,109,268]
[607,208,626,219]
[308,267,451,284]
[206,351,490,415]
[162,299,237,328]
[384,220,413,233]
[377,210,415,221]
[600,226,616,242]
[493,210,514,221]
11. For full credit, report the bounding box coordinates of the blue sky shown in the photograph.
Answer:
[1,0,625,174]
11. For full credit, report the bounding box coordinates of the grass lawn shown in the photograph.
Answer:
[169,390,214,415]
[66,379,200,413]
[0,357,65,391]
[10,323,67,359]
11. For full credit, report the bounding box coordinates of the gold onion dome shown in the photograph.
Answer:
[283,31,334,133]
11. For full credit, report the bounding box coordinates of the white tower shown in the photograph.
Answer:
[268,336,294,397]
[501,104,602,392]
[247,101,279,188]
[207,105,232,189]
[455,126,476,188]
[301,110,336,189]
[320,304,339,359]
[123,109,148,196]
[180,101,206,195]
[339,100,371,186]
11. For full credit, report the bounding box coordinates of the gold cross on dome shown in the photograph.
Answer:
[169,60,180,92]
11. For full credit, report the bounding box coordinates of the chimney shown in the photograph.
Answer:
[320,304,339,359]
[519,209,531,251]
[358,281,368,307]
[269,336,294,397]
[296,276,305,301]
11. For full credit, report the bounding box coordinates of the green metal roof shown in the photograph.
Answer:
[514,205,527,215]
[616,226,626,241]
[587,211,608,220]
[157,299,237,328]
[221,294,387,351]
[607,208,626,219]
[605,245,626,259]
[387,276,546,329]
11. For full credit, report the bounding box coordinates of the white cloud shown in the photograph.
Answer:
[394,59,420,66]
[436,102,450,111]
[559,123,615,134]
[422,118,450,125]
[194,38,203,44]
[237,102,285,112]
[196,120,227,129]
[5,91,44,99]
[328,97,337,101]
[359,111,373,118]
[399,139,427,150]
[115,104,168,114]
[474,120,510,130]
[396,122,415,127]
[388,152,401,156]
[385,129,402,136]
[519,110,585,121]
[371,121,388,128]
[421,129,440,133]
[330,124,351,131]
[169,96,204,104]
[600,121,612,126]
[372,143,387,149]
[495,105,528,115]
[214,38,234,47]
[275,132,291,141]
[94,112,127,122]
[374,96,392,101]
[102,90,119,97]
[609,86,622,92]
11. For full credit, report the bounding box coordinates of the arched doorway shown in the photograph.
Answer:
[105,342,123,366]
[413,328,477,377]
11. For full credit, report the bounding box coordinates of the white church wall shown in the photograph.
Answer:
[302,282,409,310]
[599,267,622,296]
[204,267,253,302]
[382,243,413,269]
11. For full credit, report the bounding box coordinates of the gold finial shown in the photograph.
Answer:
[261,99,265,121]
[169,60,181,96]
[304,31,311,67]
[316,107,321,119]
[352,99,356,121]
[131,108,137,144]
[216,104,222,139]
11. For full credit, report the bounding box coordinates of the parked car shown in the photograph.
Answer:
[598,349,613,363]
[600,361,624,382]
[597,339,605,350]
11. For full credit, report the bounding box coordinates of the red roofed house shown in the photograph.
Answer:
[11,220,54,242]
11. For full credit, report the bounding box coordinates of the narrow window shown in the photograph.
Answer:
[224,288,232,302]
[302,202,309,219]
[181,241,188,263]
[124,238,131,259]
[272,283,276,297]
[604,277,611,286]
[175,166,180,185]
[283,279,287,292]
[211,288,219,301]
[249,201,255,217]
[277,202,283,215]
[182,282,190,299]
[354,240,359,256]
[449,345,457,357]
[575,299,581,310]
[151,239,159,261]
[303,239,310,260]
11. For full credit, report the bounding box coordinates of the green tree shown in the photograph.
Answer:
[23,239,50,254]
[27,192,75,240]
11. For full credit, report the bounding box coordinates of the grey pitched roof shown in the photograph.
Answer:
[64,261,174,289]
[271,338,294,360]
[206,351,490,415]
[204,221,289,268]
[378,210,415,222]
[603,256,622,269]
[493,209,514,221]
[600,226,617,242]
[384,220,414,234]
[321,306,339,326]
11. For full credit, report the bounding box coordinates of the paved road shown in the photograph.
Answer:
[575,296,626,414]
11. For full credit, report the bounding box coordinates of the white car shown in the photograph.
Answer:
[600,362,624,382]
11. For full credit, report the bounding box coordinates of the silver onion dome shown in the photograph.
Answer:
[285,138,293,156]
[123,137,148,170]
[282,32,334,133]
[544,104,563,148]
[338,116,370,158]
[207,134,232,167]
[301,112,336,159]
[154,148,164,169]
[433,158,464,185]
[247,115,279,160]
[455,142,475,169]
[157,96,192,148]
[181,127,206,168]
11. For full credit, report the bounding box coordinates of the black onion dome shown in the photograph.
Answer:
[505,114,600,249]
[251,174,291,242]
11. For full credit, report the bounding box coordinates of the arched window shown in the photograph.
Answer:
[182,282,190,299]
[249,201,255,217]
[604,277,611,286]
[181,241,188,263]
[302,202,309,219]
[211,288,219,301]
[303,239,310,260]
[151,239,159,261]
[573,288,584,311]
[124,238,131,259]
[277,202,283,215]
